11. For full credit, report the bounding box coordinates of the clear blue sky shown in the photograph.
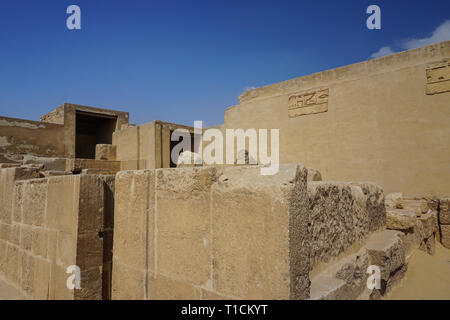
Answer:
[1,0,449,126]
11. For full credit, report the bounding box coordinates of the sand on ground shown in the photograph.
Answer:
[385,242,450,300]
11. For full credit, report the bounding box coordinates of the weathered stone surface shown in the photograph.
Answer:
[212,164,309,300]
[112,170,153,300]
[95,144,116,161]
[397,199,429,216]
[1,173,112,300]
[41,171,72,177]
[310,276,347,300]
[0,163,20,168]
[439,198,450,225]
[350,182,386,232]
[81,169,114,175]
[22,155,67,172]
[307,182,356,269]
[420,234,436,256]
[66,159,120,174]
[0,153,22,164]
[386,209,417,230]
[365,230,405,282]
[418,211,437,239]
[307,167,322,181]
[156,167,216,287]
[385,193,402,209]
[440,225,450,249]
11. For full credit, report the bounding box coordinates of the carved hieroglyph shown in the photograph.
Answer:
[426,60,450,95]
[288,88,329,118]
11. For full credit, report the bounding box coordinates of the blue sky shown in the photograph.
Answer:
[0,0,449,126]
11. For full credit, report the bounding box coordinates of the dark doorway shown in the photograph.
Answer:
[75,112,118,159]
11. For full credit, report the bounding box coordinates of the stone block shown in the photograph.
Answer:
[419,234,436,256]
[155,167,215,286]
[0,222,10,241]
[418,211,436,239]
[113,170,154,272]
[385,193,402,209]
[397,199,429,216]
[41,171,72,177]
[56,231,77,267]
[111,259,146,300]
[49,265,74,300]
[95,144,117,161]
[46,176,79,235]
[31,227,48,258]
[22,155,67,172]
[386,209,417,230]
[6,244,19,283]
[20,225,32,251]
[77,174,105,235]
[20,252,34,296]
[32,258,51,299]
[211,164,309,300]
[47,230,57,261]
[308,182,357,269]
[365,230,405,282]
[148,273,201,300]
[76,233,103,270]
[13,182,24,223]
[350,182,386,232]
[0,240,7,274]
[21,179,48,227]
[66,159,120,174]
[440,225,450,249]
[439,198,450,225]
[10,223,20,245]
[74,267,103,300]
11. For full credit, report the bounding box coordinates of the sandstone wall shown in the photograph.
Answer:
[0,168,114,300]
[112,164,311,300]
[224,41,450,197]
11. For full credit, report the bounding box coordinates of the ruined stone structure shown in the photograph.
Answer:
[0,41,449,300]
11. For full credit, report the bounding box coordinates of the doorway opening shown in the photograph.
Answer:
[75,111,118,159]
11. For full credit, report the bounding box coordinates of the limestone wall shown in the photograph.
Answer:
[112,164,310,300]
[0,116,65,157]
[223,41,450,197]
[0,168,114,300]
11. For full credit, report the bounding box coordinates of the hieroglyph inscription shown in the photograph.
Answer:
[426,61,450,95]
[288,88,329,118]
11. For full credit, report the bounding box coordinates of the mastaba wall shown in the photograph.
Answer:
[112,165,311,300]
[224,41,450,197]
[0,168,114,300]
[111,165,386,300]
[0,116,65,157]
